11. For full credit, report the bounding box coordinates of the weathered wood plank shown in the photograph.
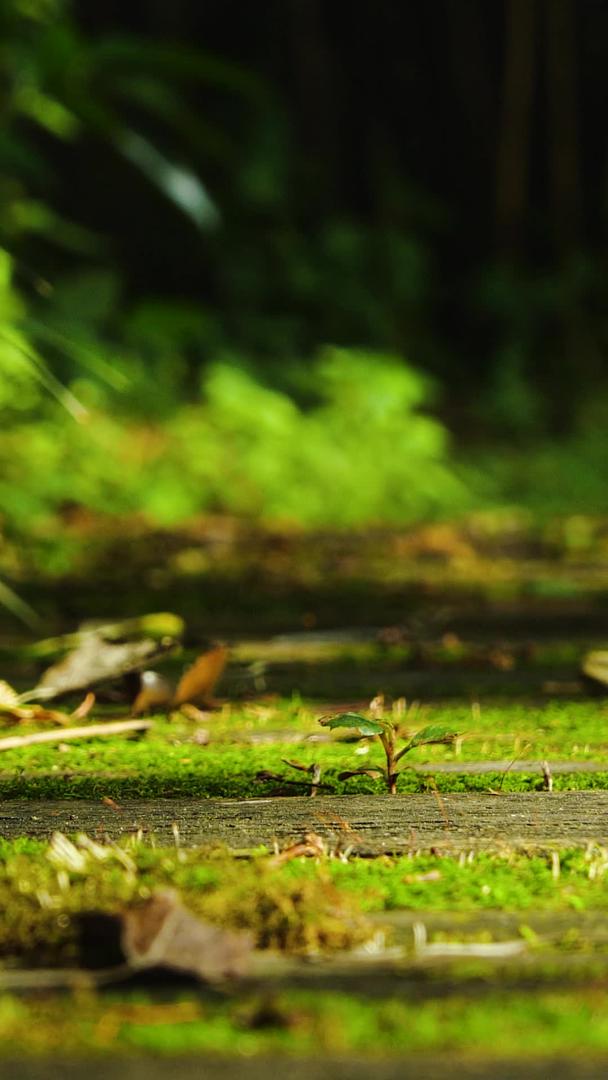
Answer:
[4,1055,608,1080]
[1,792,608,851]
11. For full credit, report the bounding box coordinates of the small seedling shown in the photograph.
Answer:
[319,696,458,794]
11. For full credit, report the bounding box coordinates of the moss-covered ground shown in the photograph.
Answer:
[2,837,608,959]
[2,699,608,799]
[3,516,608,1061]
[5,986,608,1058]
[3,835,608,1056]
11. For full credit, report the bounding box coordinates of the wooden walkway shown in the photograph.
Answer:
[5,1054,608,1080]
[2,791,608,851]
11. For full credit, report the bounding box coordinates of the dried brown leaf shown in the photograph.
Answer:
[36,634,178,699]
[172,645,228,707]
[71,692,96,720]
[0,681,20,708]
[0,700,72,726]
[121,890,253,981]
[176,703,213,724]
[269,833,327,865]
[131,672,174,715]
[101,796,123,812]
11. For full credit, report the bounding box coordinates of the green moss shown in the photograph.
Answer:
[2,699,608,799]
[2,839,608,969]
[0,839,371,965]
[3,986,608,1057]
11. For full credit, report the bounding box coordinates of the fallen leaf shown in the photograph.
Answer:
[24,613,185,662]
[172,645,228,707]
[281,759,323,796]
[581,650,608,691]
[120,890,253,981]
[72,692,96,720]
[0,681,20,708]
[369,693,385,719]
[177,703,213,724]
[269,833,327,865]
[131,671,174,715]
[101,797,123,812]
[36,634,178,699]
[0,677,73,726]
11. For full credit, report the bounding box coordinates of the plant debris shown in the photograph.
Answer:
[0,680,94,727]
[172,645,229,708]
[132,643,229,714]
[35,633,178,699]
[119,889,253,981]
[581,650,608,692]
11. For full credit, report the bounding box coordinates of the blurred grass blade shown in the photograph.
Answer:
[25,319,130,391]
[118,131,220,229]
[1,330,89,422]
[0,579,40,629]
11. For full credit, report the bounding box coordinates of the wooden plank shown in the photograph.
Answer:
[1,792,608,851]
[4,1055,608,1080]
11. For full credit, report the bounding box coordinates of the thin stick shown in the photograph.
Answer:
[0,966,132,991]
[0,718,151,752]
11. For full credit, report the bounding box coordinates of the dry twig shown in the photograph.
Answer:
[0,717,151,752]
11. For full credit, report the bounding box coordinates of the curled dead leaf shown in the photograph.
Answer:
[120,890,253,981]
[36,634,178,699]
[72,692,96,720]
[0,681,20,708]
[0,680,73,726]
[172,645,228,707]
[269,833,327,865]
[131,672,174,715]
[176,703,213,724]
[581,650,608,692]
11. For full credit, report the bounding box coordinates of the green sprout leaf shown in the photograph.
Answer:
[396,724,458,761]
[318,712,386,737]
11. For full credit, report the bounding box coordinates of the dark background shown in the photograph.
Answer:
[2,0,608,549]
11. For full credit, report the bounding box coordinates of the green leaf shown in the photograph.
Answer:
[396,724,458,760]
[318,712,385,736]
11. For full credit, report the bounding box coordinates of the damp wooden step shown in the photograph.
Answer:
[4,1053,608,1080]
[1,792,608,852]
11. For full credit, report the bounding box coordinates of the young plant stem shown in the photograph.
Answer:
[379,727,397,794]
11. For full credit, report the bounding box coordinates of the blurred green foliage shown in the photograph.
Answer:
[1,0,607,558]
[0,249,467,533]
